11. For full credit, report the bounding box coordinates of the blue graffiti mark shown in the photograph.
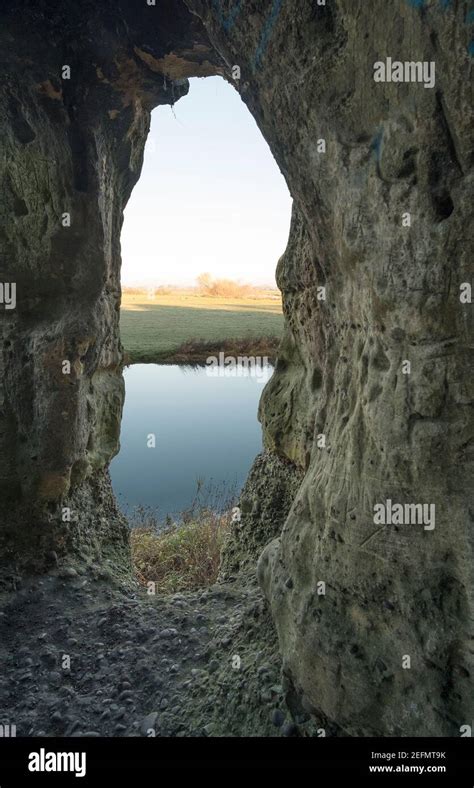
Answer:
[403,0,473,56]
[252,0,285,70]
[211,0,286,72]
[211,0,244,33]
[371,129,384,163]
[405,0,452,8]
[212,0,473,74]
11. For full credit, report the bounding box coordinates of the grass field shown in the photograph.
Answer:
[120,292,284,364]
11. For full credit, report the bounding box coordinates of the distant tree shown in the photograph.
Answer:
[197,272,213,292]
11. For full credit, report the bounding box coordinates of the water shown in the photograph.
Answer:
[110,363,272,519]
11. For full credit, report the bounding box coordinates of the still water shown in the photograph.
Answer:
[110,364,272,518]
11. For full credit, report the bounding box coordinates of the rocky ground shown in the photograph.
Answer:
[0,565,315,738]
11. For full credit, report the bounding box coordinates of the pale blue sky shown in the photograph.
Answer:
[120,76,292,287]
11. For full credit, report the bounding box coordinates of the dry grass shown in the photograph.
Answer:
[160,335,280,364]
[130,511,231,593]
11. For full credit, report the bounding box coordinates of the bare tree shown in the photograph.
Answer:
[196,272,213,292]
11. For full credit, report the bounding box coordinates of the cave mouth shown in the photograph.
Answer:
[111,75,291,589]
[0,0,470,742]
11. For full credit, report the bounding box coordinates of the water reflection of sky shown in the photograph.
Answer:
[110,364,272,520]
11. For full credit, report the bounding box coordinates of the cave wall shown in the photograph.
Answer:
[0,0,222,570]
[0,0,472,736]
[185,0,473,736]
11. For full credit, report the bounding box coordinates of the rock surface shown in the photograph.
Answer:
[0,0,472,736]
[0,572,308,737]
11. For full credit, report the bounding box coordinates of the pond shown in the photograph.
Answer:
[110,363,273,520]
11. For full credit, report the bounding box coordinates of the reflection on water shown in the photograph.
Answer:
[110,363,272,518]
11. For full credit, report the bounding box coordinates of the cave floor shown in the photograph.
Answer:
[0,571,296,737]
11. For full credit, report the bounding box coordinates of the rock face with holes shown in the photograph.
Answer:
[0,0,223,571]
[0,0,472,736]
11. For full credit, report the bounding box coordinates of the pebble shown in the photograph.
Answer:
[39,651,56,668]
[58,567,78,578]
[140,712,158,736]
[271,709,285,727]
[1,574,296,739]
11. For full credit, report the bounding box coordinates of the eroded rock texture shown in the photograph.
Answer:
[0,0,223,570]
[0,0,472,736]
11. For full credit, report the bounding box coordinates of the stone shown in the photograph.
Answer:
[208,659,219,674]
[271,709,285,728]
[140,712,158,736]
[58,568,78,579]
[281,722,297,738]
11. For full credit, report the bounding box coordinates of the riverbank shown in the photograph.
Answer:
[123,336,280,365]
[120,292,283,364]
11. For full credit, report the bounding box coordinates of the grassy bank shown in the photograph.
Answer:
[130,509,232,593]
[120,291,284,364]
[145,336,280,365]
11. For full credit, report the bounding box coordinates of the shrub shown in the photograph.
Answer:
[130,508,232,593]
[196,273,255,298]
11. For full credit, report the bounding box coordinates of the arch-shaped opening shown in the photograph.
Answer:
[110,75,291,589]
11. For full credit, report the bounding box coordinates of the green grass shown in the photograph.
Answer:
[120,293,284,364]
